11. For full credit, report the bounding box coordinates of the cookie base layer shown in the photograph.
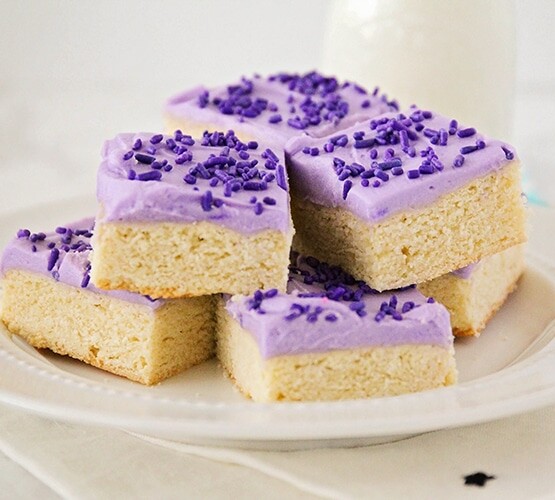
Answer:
[216,302,457,402]
[418,245,525,337]
[291,162,526,291]
[91,220,292,298]
[1,270,214,385]
[165,116,258,144]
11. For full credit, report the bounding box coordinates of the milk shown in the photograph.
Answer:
[322,0,516,140]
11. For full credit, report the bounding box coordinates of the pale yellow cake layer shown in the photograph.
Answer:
[418,244,525,337]
[90,219,293,298]
[216,301,457,402]
[1,270,214,385]
[291,162,526,291]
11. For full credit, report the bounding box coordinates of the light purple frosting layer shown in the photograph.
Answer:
[165,72,397,148]
[0,218,164,308]
[451,261,480,279]
[286,107,519,222]
[96,131,291,235]
[225,256,453,359]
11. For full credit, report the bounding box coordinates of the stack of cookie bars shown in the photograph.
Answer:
[0,72,526,401]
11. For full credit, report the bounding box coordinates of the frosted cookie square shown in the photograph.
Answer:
[419,245,525,337]
[91,130,293,297]
[286,107,526,291]
[216,255,456,402]
[1,219,214,385]
[165,71,397,148]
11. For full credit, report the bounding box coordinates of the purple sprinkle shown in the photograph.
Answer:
[135,153,156,165]
[476,139,486,150]
[47,242,55,249]
[453,155,465,168]
[213,198,224,208]
[401,301,415,313]
[132,138,142,151]
[354,138,375,149]
[17,229,30,238]
[361,99,370,108]
[247,141,259,150]
[419,164,435,175]
[150,134,163,144]
[47,248,60,271]
[81,273,90,288]
[427,297,435,303]
[407,169,420,179]
[137,170,162,181]
[324,142,334,153]
[183,174,196,184]
[302,146,311,155]
[269,114,282,124]
[369,148,378,160]
[265,289,278,298]
[372,180,381,188]
[122,151,134,161]
[200,191,213,211]
[310,147,319,156]
[501,146,514,160]
[145,146,156,155]
[457,127,476,138]
[361,179,370,187]
[254,202,263,215]
[263,196,276,205]
[460,145,478,155]
[391,166,404,176]
[276,165,287,191]
[375,170,389,182]
[55,227,67,234]
[31,245,37,252]
[374,311,386,322]
[325,313,338,322]
[342,180,353,200]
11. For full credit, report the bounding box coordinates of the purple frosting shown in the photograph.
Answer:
[165,72,398,148]
[285,107,519,222]
[225,255,453,359]
[96,130,292,235]
[451,261,480,279]
[0,218,164,308]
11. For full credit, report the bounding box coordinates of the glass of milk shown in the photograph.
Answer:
[322,0,516,140]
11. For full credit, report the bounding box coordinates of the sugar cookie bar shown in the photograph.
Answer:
[216,255,456,402]
[0,219,214,385]
[165,71,397,147]
[418,245,525,337]
[91,130,293,297]
[286,107,526,291]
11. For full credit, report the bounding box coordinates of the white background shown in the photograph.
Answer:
[1,0,554,212]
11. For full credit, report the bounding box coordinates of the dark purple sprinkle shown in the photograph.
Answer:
[151,161,163,170]
[81,273,90,288]
[457,127,476,138]
[265,289,278,298]
[376,170,389,182]
[360,169,375,179]
[302,147,311,155]
[31,245,37,252]
[354,138,375,149]
[135,153,155,164]
[439,128,448,146]
[145,146,156,155]
[213,198,224,208]
[276,165,287,191]
[342,180,353,200]
[374,311,386,322]
[453,155,465,168]
[501,146,514,160]
[163,164,173,172]
[36,232,46,241]
[324,142,334,153]
[183,174,196,184]
[415,123,424,132]
[200,190,213,211]
[422,111,433,119]
[254,202,263,215]
[419,164,435,175]
[392,167,404,176]
[17,229,30,238]
[269,114,282,124]
[263,196,276,205]
[247,141,258,150]
[55,227,67,234]
[47,242,55,249]
[460,145,478,155]
[401,301,415,313]
[427,297,435,303]
[407,169,420,179]
[476,139,486,150]
[361,99,370,108]
[150,134,163,144]
[372,180,381,187]
[29,234,38,242]
[132,138,142,151]
[370,148,378,160]
[47,248,60,271]
[361,179,370,187]
[137,170,162,181]
[209,178,218,187]
[122,151,134,161]
[378,158,402,170]
[310,147,319,156]
[325,313,338,322]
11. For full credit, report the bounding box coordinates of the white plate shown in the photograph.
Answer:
[0,198,554,450]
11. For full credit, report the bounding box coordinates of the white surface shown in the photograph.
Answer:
[0,200,554,450]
